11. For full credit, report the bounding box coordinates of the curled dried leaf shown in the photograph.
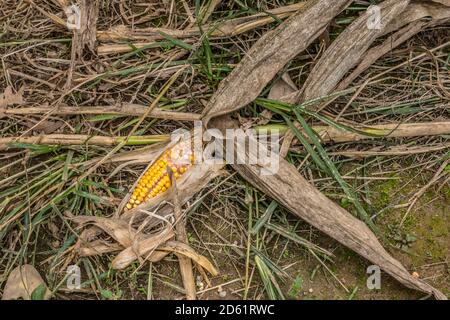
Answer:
[77,240,123,257]
[112,230,175,269]
[296,0,410,104]
[158,241,219,276]
[70,216,138,247]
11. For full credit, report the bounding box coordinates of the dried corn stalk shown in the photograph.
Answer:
[202,0,352,124]
[295,0,410,104]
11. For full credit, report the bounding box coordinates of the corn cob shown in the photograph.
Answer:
[125,141,195,210]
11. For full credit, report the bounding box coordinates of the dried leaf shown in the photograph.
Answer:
[430,0,450,7]
[268,73,298,101]
[2,265,51,300]
[383,0,450,34]
[78,240,123,257]
[0,86,24,109]
[296,0,410,104]
[112,230,175,269]
[158,241,219,276]
[72,0,100,58]
[70,216,138,247]
[202,0,352,123]
[270,73,300,157]
[338,1,450,89]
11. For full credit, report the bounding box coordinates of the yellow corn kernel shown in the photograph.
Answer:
[125,141,195,210]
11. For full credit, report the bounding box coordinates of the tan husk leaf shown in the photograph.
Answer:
[201,0,352,124]
[111,229,175,269]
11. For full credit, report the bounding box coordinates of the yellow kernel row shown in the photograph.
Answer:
[125,144,195,210]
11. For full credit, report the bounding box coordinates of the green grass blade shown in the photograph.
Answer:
[293,109,377,232]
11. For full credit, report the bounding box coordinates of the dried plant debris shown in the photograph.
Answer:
[2,265,51,300]
[229,128,446,299]
[338,0,450,90]
[202,0,352,123]
[72,0,100,58]
[296,0,411,104]
[201,1,448,299]
[0,86,24,110]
